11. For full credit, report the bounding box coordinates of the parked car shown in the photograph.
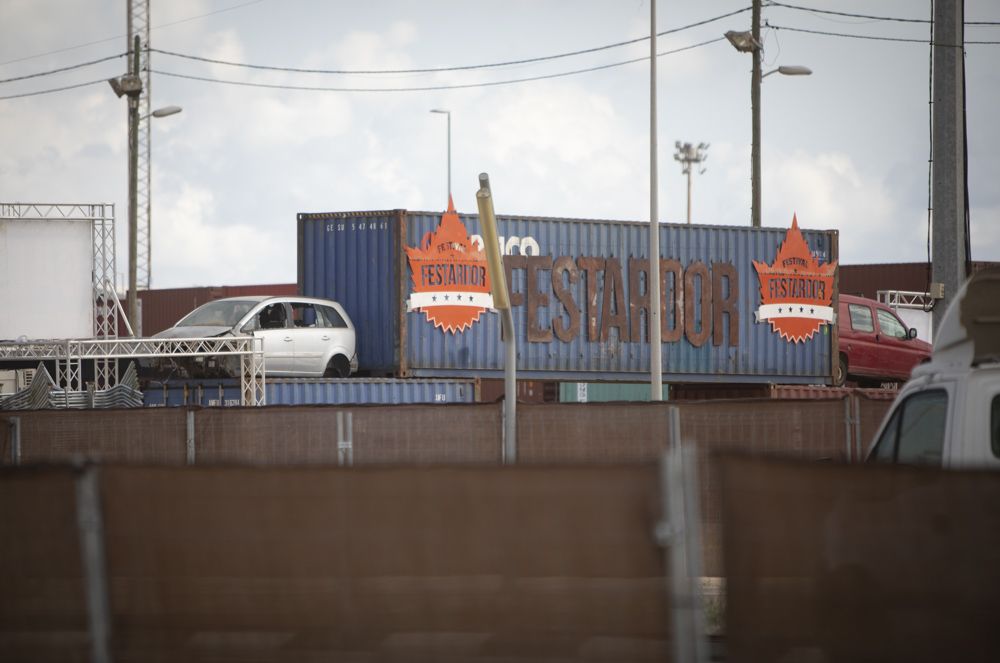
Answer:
[836,294,932,386]
[865,267,1000,467]
[153,295,357,377]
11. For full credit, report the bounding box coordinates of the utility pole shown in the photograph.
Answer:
[931,0,969,330]
[751,0,762,228]
[674,142,709,224]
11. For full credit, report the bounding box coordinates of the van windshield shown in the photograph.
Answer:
[177,300,258,327]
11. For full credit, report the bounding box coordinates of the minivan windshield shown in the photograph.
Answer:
[177,300,258,327]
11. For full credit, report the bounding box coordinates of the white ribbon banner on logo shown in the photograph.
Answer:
[755,304,834,323]
[407,291,495,311]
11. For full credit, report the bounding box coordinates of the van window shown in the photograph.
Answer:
[896,390,948,465]
[992,395,1000,459]
[869,389,947,465]
[870,409,900,463]
[876,309,908,339]
[848,304,874,333]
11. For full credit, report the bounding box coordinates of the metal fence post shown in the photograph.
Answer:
[75,465,112,663]
[657,406,709,663]
[8,416,21,465]
[852,394,864,460]
[186,409,196,465]
[843,396,854,462]
[337,411,353,467]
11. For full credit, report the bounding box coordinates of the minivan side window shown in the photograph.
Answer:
[291,302,318,327]
[876,309,908,339]
[849,304,875,332]
[991,395,1000,459]
[318,305,348,328]
[869,389,948,465]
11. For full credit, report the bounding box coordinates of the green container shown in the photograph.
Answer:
[559,382,670,403]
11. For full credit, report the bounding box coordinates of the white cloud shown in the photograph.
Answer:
[971,204,1000,261]
[762,149,911,264]
[152,183,289,286]
[482,83,647,218]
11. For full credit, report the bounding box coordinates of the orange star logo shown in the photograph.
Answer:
[753,215,838,343]
[404,197,494,333]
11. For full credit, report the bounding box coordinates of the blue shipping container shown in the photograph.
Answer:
[298,209,839,383]
[143,378,479,407]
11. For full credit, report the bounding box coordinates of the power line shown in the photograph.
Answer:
[148,7,751,76]
[0,53,124,85]
[766,23,1000,45]
[0,0,268,67]
[0,78,107,100]
[766,1,1000,26]
[151,37,725,94]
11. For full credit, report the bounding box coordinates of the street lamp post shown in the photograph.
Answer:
[725,29,811,228]
[109,36,181,335]
[430,109,451,202]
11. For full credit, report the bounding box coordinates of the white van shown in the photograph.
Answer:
[865,268,1000,468]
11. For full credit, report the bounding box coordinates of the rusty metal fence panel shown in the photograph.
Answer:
[193,406,343,465]
[0,467,89,663]
[518,402,671,463]
[719,454,1000,663]
[96,464,668,661]
[856,393,895,458]
[351,403,502,464]
[3,400,876,582]
[3,409,187,466]
[191,404,503,466]
[3,398,885,469]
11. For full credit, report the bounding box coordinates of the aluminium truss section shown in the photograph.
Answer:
[1,202,119,388]
[877,290,935,310]
[0,337,266,406]
[129,0,153,290]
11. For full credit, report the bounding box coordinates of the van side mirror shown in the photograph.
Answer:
[907,328,918,340]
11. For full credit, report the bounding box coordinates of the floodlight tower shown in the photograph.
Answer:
[674,142,709,224]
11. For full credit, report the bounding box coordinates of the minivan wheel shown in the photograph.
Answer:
[833,355,848,387]
[324,355,351,378]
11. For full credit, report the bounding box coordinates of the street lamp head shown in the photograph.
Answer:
[151,105,182,118]
[762,65,814,79]
[725,30,760,53]
[777,65,812,76]
[430,109,450,115]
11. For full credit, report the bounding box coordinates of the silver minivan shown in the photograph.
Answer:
[154,295,358,377]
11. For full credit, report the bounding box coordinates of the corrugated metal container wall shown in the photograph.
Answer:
[559,382,670,403]
[479,379,553,403]
[136,284,297,336]
[299,210,838,383]
[142,378,478,407]
[298,211,400,373]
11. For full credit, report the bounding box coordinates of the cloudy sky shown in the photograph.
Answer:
[2,0,998,289]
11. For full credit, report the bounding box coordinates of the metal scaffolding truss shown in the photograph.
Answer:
[2,202,120,387]
[0,205,117,337]
[0,337,266,406]
[130,0,153,290]
[878,290,935,310]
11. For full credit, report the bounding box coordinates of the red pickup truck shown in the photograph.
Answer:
[835,294,932,386]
